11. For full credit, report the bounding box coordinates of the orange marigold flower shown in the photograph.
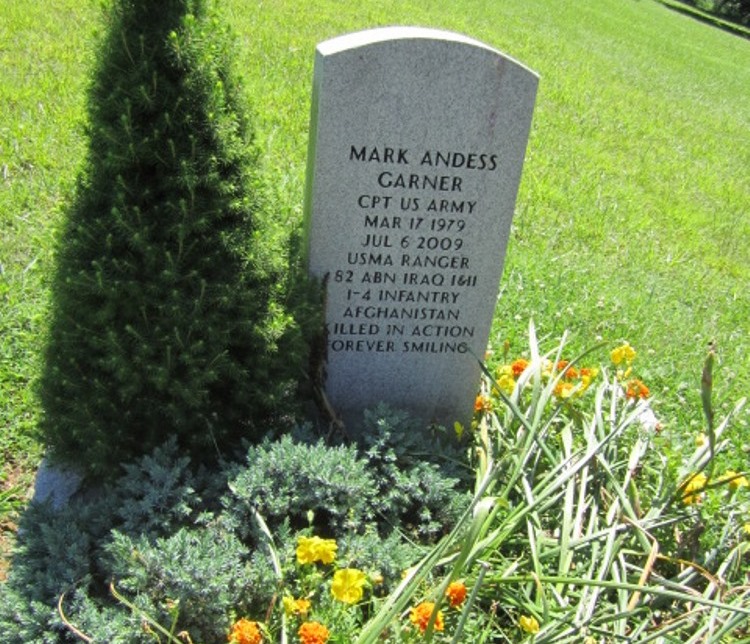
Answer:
[511,358,529,377]
[446,580,468,607]
[228,618,262,644]
[474,394,493,413]
[556,360,579,380]
[298,621,329,644]
[626,379,649,400]
[410,602,444,633]
[553,381,575,399]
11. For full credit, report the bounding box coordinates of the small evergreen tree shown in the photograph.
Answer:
[39,0,306,478]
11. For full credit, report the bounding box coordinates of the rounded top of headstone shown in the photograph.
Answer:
[317,27,538,78]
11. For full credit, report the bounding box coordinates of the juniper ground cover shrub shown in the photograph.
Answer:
[38,0,312,480]
[356,405,470,540]
[0,407,467,642]
[224,409,470,543]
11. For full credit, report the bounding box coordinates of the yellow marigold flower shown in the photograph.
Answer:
[682,472,708,505]
[577,368,599,395]
[495,365,516,394]
[553,381,575,399]
[496,375,515,395]
[626,379,650,400]
[611,343,636,365]
[511,358,529,377]
[743,523,750,537]
[695,432,708,447]
[331,568,367,604]
[496,364,512,379]
[228,618,262,644]
[721,470,749,491]
[519,614,540,634]
[282,596,311,617]
[616,367,633,380]
[296,536,337,565]
[446,580,468,607]
[297,621,329,644]
[313,538,337,564]
[579,367,598,380]
[409,602,444,633]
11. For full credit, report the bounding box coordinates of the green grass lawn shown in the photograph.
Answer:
[1,0,749,535]
[0,0,100,514]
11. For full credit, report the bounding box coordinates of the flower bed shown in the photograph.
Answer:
[2,327,748,642]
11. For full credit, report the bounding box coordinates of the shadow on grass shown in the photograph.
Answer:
[656,0,750,39]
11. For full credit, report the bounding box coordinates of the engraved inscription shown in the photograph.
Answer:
[327,143,498,356]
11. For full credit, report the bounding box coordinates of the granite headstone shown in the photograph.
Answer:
[304,27,538,428]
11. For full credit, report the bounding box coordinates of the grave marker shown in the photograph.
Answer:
[304,27,538,428]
